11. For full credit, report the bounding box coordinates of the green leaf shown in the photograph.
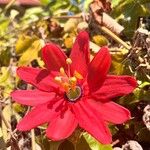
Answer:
[110,51,131,75]
[83,132,112,150]
[111,0,150,37]
[83,0,93,11]
[40,0,50,5]
[112,0,122,7]
[139,82,150,89]
[0,19,10,36]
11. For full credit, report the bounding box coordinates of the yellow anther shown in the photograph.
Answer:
[74,71,83,79]
[70,77,77,90]
[60,67,65,75]
[54,76,62,83]
[70,77,77,83]
[66,58,72,64]
[63,82,70,92]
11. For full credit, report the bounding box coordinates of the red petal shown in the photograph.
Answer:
[87,99,131,124]
[46,108,78,140]
[42,43,67,71]
[72,100,112,144]
[17,99,64,131]
[17,67,59,92]
[70,31,90,77]
[87,47,111,92]
[11,90,56,106]
[92,75,137,100]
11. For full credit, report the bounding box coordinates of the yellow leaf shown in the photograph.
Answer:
[2,105,11,142]
[92,35,108,47]
[64,37,73,49]
[0,67,10,85]
[64,18,81,33]
[18,40,43,66]
[16,34,38,54]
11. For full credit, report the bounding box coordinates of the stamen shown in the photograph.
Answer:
[69,77,77,90]
[63,82,70,92]
[60,67,65,76]
[54,58,83,98]
[54,76,62,84]
[66,58,72,78]
[70,77,77,83]
[74,71,83,79]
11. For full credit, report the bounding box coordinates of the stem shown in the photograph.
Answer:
[31,129,36,150]
[100,26,131,50]
[53,16,81,19]
[53,13,131,50]
[3,0,16,13]
[111,139,120,146]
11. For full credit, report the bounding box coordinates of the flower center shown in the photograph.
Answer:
[66,86,82,102]
[54,58,83,102]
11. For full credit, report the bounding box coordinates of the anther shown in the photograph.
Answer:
[70,77,77,90]
[60,67,65,75]
[63,82,70,92]
[66,58,72,64]
[74,71,83,79]
[54,76,62,83]
[70,77,77,83]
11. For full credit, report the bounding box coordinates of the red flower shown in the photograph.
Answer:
[11,31,137,144]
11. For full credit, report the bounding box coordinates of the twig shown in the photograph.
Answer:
[99,26,131,50]
[53,16,81,19]
[31,129,36,150]
[2,0,16,13]
[52,14,131,50]
[111,139,120,146]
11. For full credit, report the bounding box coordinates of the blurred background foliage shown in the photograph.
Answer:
[0,0,150,149]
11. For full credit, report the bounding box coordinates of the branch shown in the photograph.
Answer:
[31,129,36,150]
[99,26,131,50]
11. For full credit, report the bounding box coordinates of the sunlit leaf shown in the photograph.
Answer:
[83,132,112,150]
[64,18,81,33]
[64,37,74,49]
[110,51,131,75]
[111,0,150,37]
[0,20,10,36]
[16,34,38,54]
[40,0,50,5]
[139,82,150,89]
[92,35,108,47]
[18,40,44,66]
[2,105,11,142]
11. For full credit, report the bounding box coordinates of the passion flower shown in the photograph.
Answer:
[11,31,137,144]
